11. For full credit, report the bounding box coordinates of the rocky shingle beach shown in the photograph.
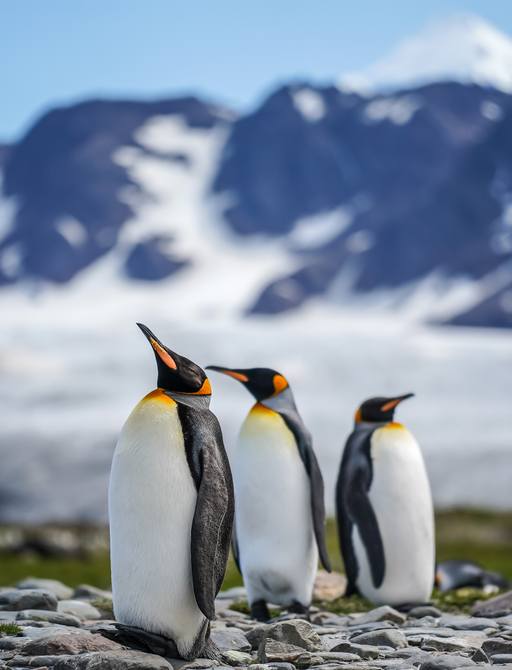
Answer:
[2,577,512,670]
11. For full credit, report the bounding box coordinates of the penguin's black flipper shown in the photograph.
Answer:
[178,404,235,620]
[335,471,359,595]
[340,429,385,590]
[348,476,385,588]
[280,409,331,572]
[231,518,242,574]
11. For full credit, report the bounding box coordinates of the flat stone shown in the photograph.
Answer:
[319,651,362,662]
[416,635,480,653]
[438,614,498,631]
[483,639,512,657]
[296,653,324,668]
[405,627,474,639]
[473,592,512,618]
[20,625,87,640]
[16,579,73,601]
[57,601,101,620]
[418,655,477,669]
[7,653,70,667]
[260,619,323,651]
[52,650,174,669]
[72,586,112,601]
[20,632,122,656]
[313,571,347,602]
[407,606,442,619]
[220,649,252,666]
[327,640,380,659]
[172,659,220,669]
[348,621,396,635]
[0,590,57,612]
[355,606,406,626]
[210,628,250,653]
[490,654,512,664]
[351,629,408,649]
[16,611,81,627]
[250,664,295,670]
[0,638,25,652]
[310,612,350,627]
[258,639,308,664]
[0,613,17,622]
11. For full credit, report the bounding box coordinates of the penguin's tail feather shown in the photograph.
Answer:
[201,638,221,660]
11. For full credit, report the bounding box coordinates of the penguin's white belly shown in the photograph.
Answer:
[109,390,205,657]
[235,405,317,606]
[354,424,435,605]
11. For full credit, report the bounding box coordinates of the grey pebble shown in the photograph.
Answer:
[418,654,477,669]
[16,579,73,602]
[0,590,57,613]
[57,601,101,621]
[210,628,250,653]
[408,607,442,619]
[355,606,407,626]
[351,629,408,649]
[52,650,175,669]
[16,611,81,627]
[483,638,512,657]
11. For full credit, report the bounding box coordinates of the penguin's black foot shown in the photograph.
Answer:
[287,601,310,619]
[100,623,180,657]
[250,599,271,621]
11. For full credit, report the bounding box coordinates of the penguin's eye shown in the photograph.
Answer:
[150,338,177,370]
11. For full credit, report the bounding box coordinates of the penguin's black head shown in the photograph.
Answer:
[137,323,211,396]
[355,393,414,424]
[206,366,289,401]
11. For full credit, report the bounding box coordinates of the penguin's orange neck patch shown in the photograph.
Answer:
[251,403,276,416]
[187,378,212,396]
[272,374,288,395]
[142,388,176,406]
[385,421,405,430]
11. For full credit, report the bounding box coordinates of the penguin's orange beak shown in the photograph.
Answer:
[380,393,414,412]
[206,366,249,382]
[137,322,177,370]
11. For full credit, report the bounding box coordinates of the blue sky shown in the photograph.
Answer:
[1,0,512,141]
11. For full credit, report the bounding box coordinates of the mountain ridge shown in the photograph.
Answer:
[1,15,512,328]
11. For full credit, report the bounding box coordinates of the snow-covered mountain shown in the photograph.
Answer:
[2,14,512,522]
[342,14,512,93]
[1,14,512,328]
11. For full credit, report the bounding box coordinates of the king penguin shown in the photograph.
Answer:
[207,365,331,621]
[109,324,234,660]
[336,394,434,607]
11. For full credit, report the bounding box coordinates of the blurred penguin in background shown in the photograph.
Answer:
[207,365,331,621]
[435,560,509,592]
[336,394,434,606]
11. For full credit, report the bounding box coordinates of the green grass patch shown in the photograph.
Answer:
[1,509,511,604]
[0,623,22,636]
[431,587,501,614]
[318,593,373,614]
[0,552,111,589]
